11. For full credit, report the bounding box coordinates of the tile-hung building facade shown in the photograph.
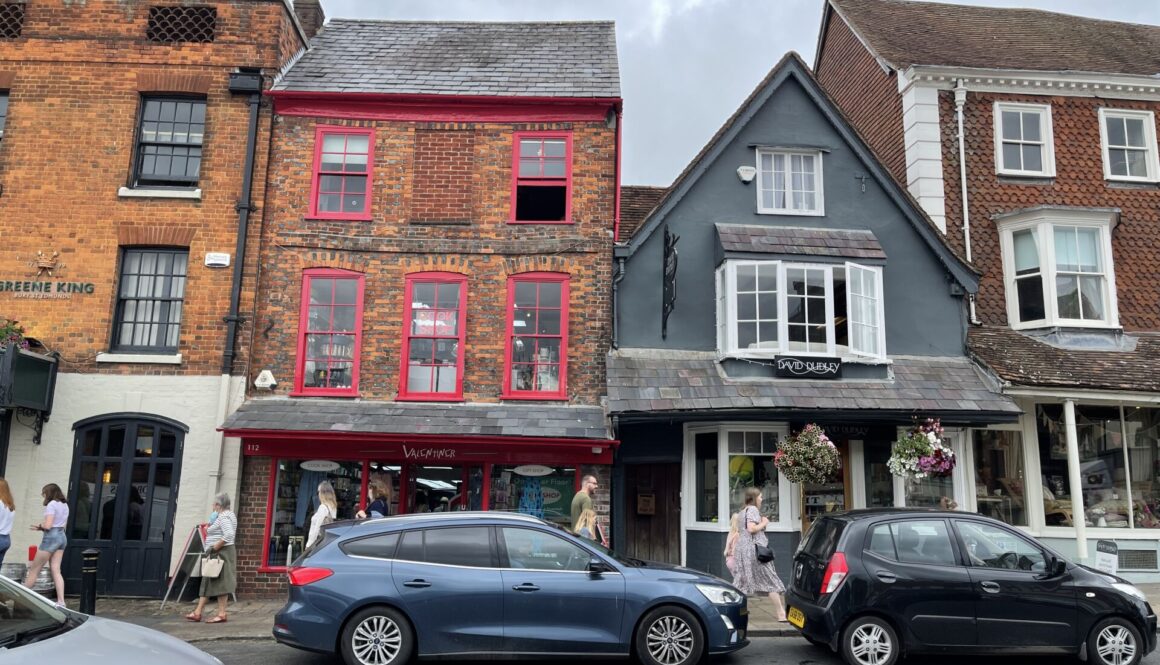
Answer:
[0,0,310,596]
[220,20,621,593]
[817,0,1160,579]
[609,53,1018,578]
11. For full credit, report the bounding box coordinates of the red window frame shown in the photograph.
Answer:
[398,272,468,401]
[308,125,375,221]
[502,272,569,400]
[292,268,365,397]
[510,131,573,224]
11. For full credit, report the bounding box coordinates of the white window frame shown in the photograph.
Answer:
[716,260,885,360]
[682,423,794,533]
[755,149,824,216]
[997,210,1119,330]
[1098,108,1160,183]
[993,102,1055,177]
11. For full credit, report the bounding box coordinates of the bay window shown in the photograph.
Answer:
[716,260,884,359]
[998,211,1117,329]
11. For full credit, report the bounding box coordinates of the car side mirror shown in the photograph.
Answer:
[587,558,613,575]
[1051,557,1067,577]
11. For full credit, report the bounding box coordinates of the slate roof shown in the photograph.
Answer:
[607,350,1020,420]
[716,224,886,260]
[619,186,668,240]
[221,400,610,440]
[968,326,1160,393]
[829,0,1160,75]
[274,20,621,98]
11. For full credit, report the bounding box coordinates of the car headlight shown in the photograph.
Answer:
[696,584,743,605]
[1113,583,1148,603]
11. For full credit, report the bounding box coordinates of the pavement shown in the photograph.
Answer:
[85,583,1160,644]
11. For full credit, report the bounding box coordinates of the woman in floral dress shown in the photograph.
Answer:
[732,487,787,622]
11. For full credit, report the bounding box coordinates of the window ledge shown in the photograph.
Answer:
[997,174,1055,185]
[1106,179,1160,190]
[96,352,182,365]
[500,393,568,402]
[303,215,373,222]
[395,394,464,402]
[118,187,202,200]
[756,208,825,217]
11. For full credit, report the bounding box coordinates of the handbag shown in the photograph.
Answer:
[201,553,225,579]
[755,543,775,564]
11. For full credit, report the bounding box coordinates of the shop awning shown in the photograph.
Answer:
[607,349,1021,425]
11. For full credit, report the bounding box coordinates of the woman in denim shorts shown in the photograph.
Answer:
[24,483,69,606]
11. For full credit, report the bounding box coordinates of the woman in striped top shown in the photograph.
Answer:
[186,492,237,624]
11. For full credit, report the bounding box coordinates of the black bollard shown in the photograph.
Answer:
[79,548,99,615]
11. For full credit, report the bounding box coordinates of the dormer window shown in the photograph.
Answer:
[756,149,823,216]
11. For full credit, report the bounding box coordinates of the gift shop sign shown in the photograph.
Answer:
[0,280,96,300]
[775,355,842,380]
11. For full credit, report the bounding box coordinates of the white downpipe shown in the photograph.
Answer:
[206,373,232,507]
[1063,399,1088,560]
[954,79,981,325]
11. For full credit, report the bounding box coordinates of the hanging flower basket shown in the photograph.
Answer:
[0,319,28,351]
[774,423,841,485]
[887,418,955,479]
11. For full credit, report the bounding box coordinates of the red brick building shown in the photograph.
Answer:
[0,0,312,596]
[817,0,1160,574]
[220,20,622,593]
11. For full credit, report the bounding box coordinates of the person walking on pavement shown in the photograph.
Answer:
[356,479,390,519]
[574,508,605,544]
[0,478,13,568]
[307,481,337,549]
[187,493,237,624]
[732,487,787,622]
[571,474,608,546]
[24,483,68,606]
[723,511,741,577]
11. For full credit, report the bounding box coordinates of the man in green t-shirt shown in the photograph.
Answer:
[571,474,598,531]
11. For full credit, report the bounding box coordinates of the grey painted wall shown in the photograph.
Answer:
[618,76,968,357]
[686,530,799,585]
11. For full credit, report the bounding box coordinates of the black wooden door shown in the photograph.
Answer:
[623,463,681,564]
[65,415,185,597]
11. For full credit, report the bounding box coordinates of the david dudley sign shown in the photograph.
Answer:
[775,355,842,379]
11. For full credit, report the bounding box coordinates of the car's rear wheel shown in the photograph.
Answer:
[840,616,898,665]
[1088,617,1143,665]
[340,606,414,665]
[635,605,705,665]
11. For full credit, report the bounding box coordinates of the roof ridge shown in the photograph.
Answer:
[834,0,1160,31]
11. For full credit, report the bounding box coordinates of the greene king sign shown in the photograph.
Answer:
[0,280,96,299]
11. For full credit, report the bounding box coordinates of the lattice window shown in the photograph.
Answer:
[0,3,25,40]
[146,6,216,43]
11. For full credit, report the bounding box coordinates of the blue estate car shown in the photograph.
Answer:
[274,512,749,665]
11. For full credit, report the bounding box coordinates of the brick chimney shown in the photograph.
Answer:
[292,0,325,41]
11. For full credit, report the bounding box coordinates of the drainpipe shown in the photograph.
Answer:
[611,257,626,349]
[954,79,981,325]
[613,105,623,242]
[1063,399,1088,561]
[207,70,264,506]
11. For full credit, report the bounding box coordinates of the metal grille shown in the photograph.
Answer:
[146,6,216,43]
[0,4,25,39]
[1119,549,1158,571]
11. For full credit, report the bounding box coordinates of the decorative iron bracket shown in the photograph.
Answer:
[16,407,47,445]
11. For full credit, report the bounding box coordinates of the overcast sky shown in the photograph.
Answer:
[318,0,1160,186]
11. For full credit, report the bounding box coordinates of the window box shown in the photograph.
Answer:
[502,273,569,400]
[1099,108,1160,183]
[130,97,206,190]
[994,102,1055,177]
[756,149,824,216]
[292,269,364,397]
[308,126,374,221]
[111,248,189,354]
[510,132,572,224]
[398,272,467,401]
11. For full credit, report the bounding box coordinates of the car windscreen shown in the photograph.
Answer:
[0,575,71,648]
[800,518,845,559]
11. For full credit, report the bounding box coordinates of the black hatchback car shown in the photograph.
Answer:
[787,509,1157,665]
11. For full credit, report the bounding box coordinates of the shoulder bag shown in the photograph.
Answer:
[755,543,775,564]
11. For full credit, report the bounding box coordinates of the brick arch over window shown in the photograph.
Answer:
[398,271,468,401]
[502,271,570,400]
[293,268,365,397]
[117,225,197,247]
[135,72,213,95]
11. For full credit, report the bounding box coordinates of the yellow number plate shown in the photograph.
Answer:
[787,607,805,629]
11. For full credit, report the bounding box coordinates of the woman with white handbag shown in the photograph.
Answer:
[186,492,237,624]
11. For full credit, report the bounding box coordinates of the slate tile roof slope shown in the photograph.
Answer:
[222,399,610,440]
[968,326,1160,393]
[716,223,886,259]
[620,186,668,240]
[274,20,621,97]
[831,0,1160,75]
[606,350,1019,416]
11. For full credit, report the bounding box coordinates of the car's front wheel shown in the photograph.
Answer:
[635,605,705,665]
[340,606,414,665]
[1088,617,1143,665]
[840,615,899,665]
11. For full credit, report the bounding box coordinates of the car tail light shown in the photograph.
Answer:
[820,552,848,595]
[288,567,333,586]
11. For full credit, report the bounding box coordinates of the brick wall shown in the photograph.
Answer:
[815,10,907,186]
[938,91,1160,331]
[410,127,476,223]
[0,0,304,376]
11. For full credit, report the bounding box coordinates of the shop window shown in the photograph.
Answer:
[973,430,1027,526]
[863,441,894,508]
[903,430,961,511]
[489,465,576,529]
[400,273,466,400]
[112,248,188,353]
[693,432,718,523]
[265,459,363,568]
[504,273,568,399]
[132,97,206,188]
[310,127,374,220]
[727,431,779,521]
[511,132,571,223]
[1126,407,1160,529]
[405,465,483,514]
[716,260,884,359]
[294,269,364,396]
